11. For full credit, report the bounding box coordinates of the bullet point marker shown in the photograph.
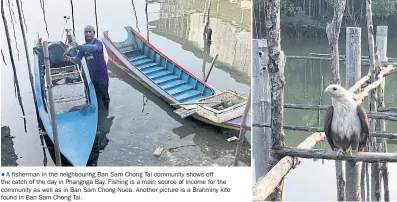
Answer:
[1,173,4,176]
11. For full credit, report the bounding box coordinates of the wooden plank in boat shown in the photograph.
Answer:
[51,71,80,81]
[50,65,77,74]
[173,107,196,119]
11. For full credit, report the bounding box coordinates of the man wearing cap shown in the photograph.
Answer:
[66,25,110,110]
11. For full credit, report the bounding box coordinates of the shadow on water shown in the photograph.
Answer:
[1,126,18,166]
[107,60,251,166]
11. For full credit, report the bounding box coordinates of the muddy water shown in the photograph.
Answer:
[1,0,251,166]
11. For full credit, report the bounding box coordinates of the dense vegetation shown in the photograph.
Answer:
[280,0,397,39]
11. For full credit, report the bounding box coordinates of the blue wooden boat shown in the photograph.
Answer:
[32,39,98,166]
[102,26,251,131]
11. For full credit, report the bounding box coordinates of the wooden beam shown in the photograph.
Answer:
[273,147,397,163]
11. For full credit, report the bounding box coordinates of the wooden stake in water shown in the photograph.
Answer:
[43,41,62,167]
[17,0,42,131]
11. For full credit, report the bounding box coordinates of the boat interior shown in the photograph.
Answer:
[109,27,215,104]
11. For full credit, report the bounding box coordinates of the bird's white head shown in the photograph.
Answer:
[324,84,349,98]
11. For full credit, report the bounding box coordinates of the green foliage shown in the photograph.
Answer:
[280,0,397,37]
[372,0,397,18]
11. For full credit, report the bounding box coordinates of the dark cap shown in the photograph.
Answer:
[84,25,95,32]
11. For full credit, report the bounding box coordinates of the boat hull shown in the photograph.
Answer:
[102,26,251,131]
[33,42,98,166]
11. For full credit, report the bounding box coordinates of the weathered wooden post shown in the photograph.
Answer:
[365,1,381,201]
[326,1,347,201]
[252,39,271,182]
[346,27,361,87]
[43,41,62,166]
[345,27,362,201]
[265,0,286,200]
[375,25,389,201]
[233,90,251,166]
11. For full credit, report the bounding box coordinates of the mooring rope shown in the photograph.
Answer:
[39,0,50,38]
[1,49,7,65]
[1,0,27,132]
[19,0,27,32]
[131,0,141,32]
[7,0,20,60]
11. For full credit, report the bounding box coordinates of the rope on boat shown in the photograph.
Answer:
[1,0,27,132]
[7,0,20,60]
[1,49,7,65]
[131,0,141,33]
[94,0,99,38]
[70,0,75,36]
[19,0,27,32]
[39,0,50,38]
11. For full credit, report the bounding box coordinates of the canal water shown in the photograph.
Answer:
[1,0,251,167]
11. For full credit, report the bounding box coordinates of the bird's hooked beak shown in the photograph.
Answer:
[324,86,331,94]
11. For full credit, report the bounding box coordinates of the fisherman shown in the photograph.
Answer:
[65,25,110,110]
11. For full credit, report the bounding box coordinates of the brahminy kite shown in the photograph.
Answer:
[324,84,370,164]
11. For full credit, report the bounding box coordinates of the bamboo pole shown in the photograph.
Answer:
[70,0,75,36]
[273,147,397,162]
[252,123,397,139]
[43,41,62,166]
[2,0,26,131]
[204,54,218,82]
[252,39,270,182]
[233,90,251,166]
[94,0,98,38]
[145,0,149,41]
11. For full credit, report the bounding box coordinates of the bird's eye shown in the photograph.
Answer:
[332,87,337,91]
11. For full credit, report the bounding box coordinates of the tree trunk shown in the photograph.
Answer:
[326,1,347,201]
[265,0,286,200]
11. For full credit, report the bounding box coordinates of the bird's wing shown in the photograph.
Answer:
[357,105,370,152]
[324,106,336,150]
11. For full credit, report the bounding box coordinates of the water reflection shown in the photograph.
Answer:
[150,0,251,83]
[1,0,250,167]
[1,126,18,166]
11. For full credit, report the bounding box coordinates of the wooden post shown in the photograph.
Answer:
[70,0,75,36]
[346,27,361,87]
[204,54,218,82]
[325,0,346,85]
[43,41,62,166]
[15,0,39,120]
[326,1,347,201]
[145,0,149,41]
[345,27,362,201]
[376,25,389,201]
[265,1,285,200]
[252,39,271,182]
[94,0,99,38]
[365,1,380,201]
[233,90,251,166]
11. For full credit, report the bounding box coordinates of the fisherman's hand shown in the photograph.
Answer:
[63,55,72,61]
